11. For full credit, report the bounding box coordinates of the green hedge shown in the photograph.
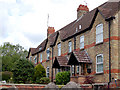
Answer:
[55,71,70,85]
[39,77,50,84]
[2,71,13,82]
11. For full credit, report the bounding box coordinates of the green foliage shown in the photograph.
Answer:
[39,77,50,84]
[12,59,34,83]
[1,42,28,72]
[33,64,46,82]
[2,71,13,82]
[55,71,70,85]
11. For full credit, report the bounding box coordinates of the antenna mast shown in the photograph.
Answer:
[84,0,87,6]
[47,14,49,28]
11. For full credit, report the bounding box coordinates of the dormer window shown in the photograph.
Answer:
[39,47,42,51]
[79,25,82,29]
[76,27,78,32]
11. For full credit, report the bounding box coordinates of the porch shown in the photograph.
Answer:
[68,50,94,84]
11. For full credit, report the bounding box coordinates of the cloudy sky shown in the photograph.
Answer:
[0,0,109,50]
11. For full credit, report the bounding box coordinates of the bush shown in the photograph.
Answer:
[39,77,50,84]
[12,59,34,83]
[33,63,46,82]
[55,71,70,85]
[2,71,13,82]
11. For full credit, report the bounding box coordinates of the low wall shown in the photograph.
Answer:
[0,84,46,89]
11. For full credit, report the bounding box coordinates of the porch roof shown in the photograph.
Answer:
[67,50,92,65]
[52,56,70,68]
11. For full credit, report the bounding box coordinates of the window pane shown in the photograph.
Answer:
[97,64,103,72]
[68,41,72,52]
[97,55,103,63]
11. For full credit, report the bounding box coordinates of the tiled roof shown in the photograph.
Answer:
[32,39,48,55]
[73,50,92,63]
[48,31,59,46]
[98,2,119,19]
[53,56,70,68]
[26,48,36,58]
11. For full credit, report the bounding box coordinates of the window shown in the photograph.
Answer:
[96,54,103,73]
[68,41,72,53]
[76,27,78,32]
[58,68,61,73]
[80,35,84,49]
[79,25,82,29]
[58,43,61,56]
[34,56,37,64]
[46,67,49,77]
[30,56,32,61]
[40,54,42,62]
[96,24,103,44]
[72,65,74,74]
[77,66,79,73]
[39,47,42,51]
[47,48,50,60]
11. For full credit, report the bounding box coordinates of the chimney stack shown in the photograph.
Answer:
[77,4,89,19]
[47,27,55,37]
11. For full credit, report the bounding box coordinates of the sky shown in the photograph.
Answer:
[0,0,109,50]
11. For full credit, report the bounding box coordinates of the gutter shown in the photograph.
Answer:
[51,47,54,82]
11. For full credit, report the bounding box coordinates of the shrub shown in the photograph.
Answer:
[33,63,46,82]
[2,71,13,82]
[12,59,34,83]
[55,71,70,85]
[39,77,50,84]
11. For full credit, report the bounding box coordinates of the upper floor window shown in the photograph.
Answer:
[40,54,42,63]
[34,56,37,64]
[58,43,61,56]
[47,48,50,60]
[68,41,72,53]
[46,67,49,77]
[30,56,32,61]
[96,24,103,44]
[96,54,103,73]
[80,35,84,49]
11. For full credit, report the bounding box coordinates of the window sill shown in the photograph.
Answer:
[95,42,103,46]
[80,48,84,51]
[95,72,104,75]
[46,60,50,62]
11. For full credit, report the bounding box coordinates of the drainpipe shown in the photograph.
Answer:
[51,47,54,82]
[106,16,115,89]
[108,20,111,89]
[74,36,76,50]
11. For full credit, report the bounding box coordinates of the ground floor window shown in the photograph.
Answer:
[46,67,49,77]
[96,54,103,73]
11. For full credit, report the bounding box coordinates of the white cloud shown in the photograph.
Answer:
[0,0,108,50]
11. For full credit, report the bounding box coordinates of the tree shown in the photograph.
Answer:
[12,59,34,83]
[1,42,28,71]
[33,63,46,83]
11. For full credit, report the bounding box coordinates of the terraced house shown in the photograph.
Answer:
[27,0,120,87]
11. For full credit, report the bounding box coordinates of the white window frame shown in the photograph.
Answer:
[47,48,50,60]
[72,65,74,74]
[68,41,72,53]
[96,23,103,44]
[58,68,61,73]
[30,56,32,61]
[96,54,103,73]
[40,54,42,63]
[46,67,49,77]
[34,56,37,64]
[77,66,79,73]
[58,43,61,56]
[80,35,84,49]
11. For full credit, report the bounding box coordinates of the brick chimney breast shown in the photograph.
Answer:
[47,27,55,37]
[77,4,89,19]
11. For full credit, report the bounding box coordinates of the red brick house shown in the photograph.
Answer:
[27,1,120,88]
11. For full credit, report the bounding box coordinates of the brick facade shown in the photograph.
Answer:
[27,1,120,87]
